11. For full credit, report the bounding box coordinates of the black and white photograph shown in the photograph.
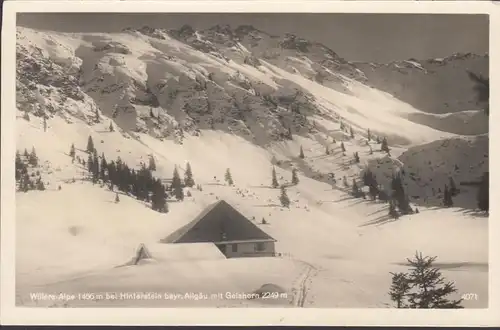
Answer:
[3,2,493,317]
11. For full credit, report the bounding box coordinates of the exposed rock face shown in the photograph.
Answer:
[16,24,488,146]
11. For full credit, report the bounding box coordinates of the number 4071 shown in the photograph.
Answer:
[461,293,479,300]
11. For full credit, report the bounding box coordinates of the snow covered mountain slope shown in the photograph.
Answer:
[354,53,489,115]
[15,25,488,308]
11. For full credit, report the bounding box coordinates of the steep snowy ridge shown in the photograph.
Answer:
[15,25,488,308]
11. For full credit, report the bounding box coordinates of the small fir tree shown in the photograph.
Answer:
[28,147,38,167]
[367,129,372,141]
[291,168,299,185]
[381,137,390,153]
[36,178,45,191]
[148,155,157,171]
[109,122,114,132]
[299,146,305,159]
[341,142,346,152]
[69,143,76,159]
[350,126,354,138]
[389,272,411,308]
[271,167,279,188]
[86,135,94,153]
[115,193,120,203]
[184,162,195,187]
[388,252,464,308]
[87,154,93,174]
[279,186,290,208]
[171,166,184,200]
[354,152,360,163]
[225,168,234,185]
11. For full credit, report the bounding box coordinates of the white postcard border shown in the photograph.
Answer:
[1,0,499,326]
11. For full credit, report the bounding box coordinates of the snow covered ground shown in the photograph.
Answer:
[13,24,488,309]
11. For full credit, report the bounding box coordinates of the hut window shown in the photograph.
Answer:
[255,242,265,251]
[231,244,238,252]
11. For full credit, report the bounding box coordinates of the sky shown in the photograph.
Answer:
[17,13,489,63]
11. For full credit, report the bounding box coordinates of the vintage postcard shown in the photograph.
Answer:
[1,0,498,326]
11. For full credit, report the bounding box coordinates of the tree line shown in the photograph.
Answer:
[71,135,198,213]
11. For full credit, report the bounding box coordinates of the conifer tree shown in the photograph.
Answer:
[477,172,489,212]
[299,146,305,159]
[36,178,45,191]
[391,173,412,214]
[152,180,168,212]
[271,166,279,188]
[21,173,30,192]
[325,146,330,155]
[109,122,114,132]
[43,116,47,132]
[86,136,94,153]
[364,170,380,200]
[367,129,372,141]
[389,252,464,308]
[92,152,100,183]
[350,126,354,139]
[389,272,411,308]
[354,152,360,163]
[376,136,381,144]
[225,168,234,185]
[69,143,76,159]
[28,147,38,167]
[291,168,299,185]
[171,166,184,200]
[343,175,349,187]
[87,154,93,174]
[340,121,345,130]
[341,142,346,152]
[15,151,23,181]
[148,155,156,171]
[184,162,195,187]
[381,137,390,153]
[24,148,29,158]
[115,193,120,203]
[279,186,290,208]
[100,154,108,182]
